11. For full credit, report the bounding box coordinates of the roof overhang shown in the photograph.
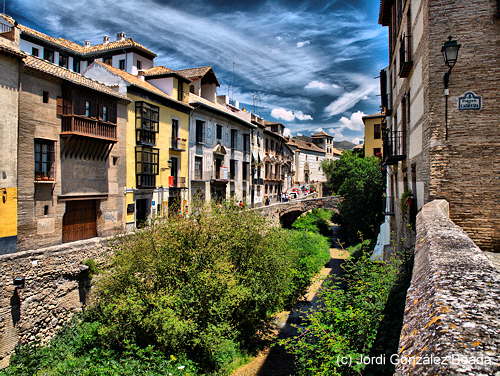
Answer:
[191,101,256,129]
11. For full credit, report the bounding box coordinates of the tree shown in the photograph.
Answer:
[322,151,384,244]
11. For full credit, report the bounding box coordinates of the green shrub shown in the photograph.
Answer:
[281,245,405,376]
[1,319,198,376]
[286,230,331,303]
[2,204,332,375]
[322,151,384,245]
[292,208,333,236]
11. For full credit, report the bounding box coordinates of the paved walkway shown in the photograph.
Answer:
[232,242,349,376]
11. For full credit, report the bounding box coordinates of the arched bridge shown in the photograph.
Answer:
[253,196,342,227]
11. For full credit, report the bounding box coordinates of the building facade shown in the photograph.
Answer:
[362,113,384,158]
[0,19,23,254]
[288,137,327,186]
[379,0,500,251]
[84,62,192,228]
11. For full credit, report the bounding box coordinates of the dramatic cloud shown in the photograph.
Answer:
[324,74,379,116]
[338,111,365,131]
[8,0,387,137]
[304,80,343,96]
[271,108,313,121]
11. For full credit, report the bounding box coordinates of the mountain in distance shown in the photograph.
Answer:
[332,140,356,150]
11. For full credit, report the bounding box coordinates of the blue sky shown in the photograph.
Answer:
[7,0,388,144]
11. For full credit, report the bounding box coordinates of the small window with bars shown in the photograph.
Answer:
[34,139,55,181]
[196,120,205,144]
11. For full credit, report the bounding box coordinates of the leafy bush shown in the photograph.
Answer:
[1,319,198,376]
[292,208,333,236]
[322,151,384,245]
[281,244,407,376]
[286,230,331,302]
[2,204,332,375]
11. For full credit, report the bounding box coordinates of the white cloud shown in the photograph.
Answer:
[304,80,343,96]
[271,107,313,121]
[296,40,311,48]
[324,74,378,116]
[338,111,365,131]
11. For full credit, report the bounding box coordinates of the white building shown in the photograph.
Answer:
[287,137,327,185]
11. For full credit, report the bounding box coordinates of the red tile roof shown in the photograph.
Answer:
[141,66,191,82]
[287,137,326,154]
[23,55,127,99]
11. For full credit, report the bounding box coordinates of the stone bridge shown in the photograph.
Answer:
[253,196,342,227]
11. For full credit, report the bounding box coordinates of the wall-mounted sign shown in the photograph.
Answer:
[458,91,482,111]
[126,203,135,214]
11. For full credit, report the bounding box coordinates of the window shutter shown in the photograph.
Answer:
[56,97,63,116]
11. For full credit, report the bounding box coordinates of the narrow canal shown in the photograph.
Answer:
[232,225,349,376]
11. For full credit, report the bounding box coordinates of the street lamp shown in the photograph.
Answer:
[441,36,461,140]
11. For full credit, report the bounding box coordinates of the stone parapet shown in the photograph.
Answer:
[396,200,499,375]
[0,237,113,368]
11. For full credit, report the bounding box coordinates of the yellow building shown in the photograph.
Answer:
[362,113,385,158]
[85,62,192,229]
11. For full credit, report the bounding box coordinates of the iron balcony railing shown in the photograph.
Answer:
[169,176,186,188]
[171,137,187,151]
[383,196,395,215]
[383,130,406,165]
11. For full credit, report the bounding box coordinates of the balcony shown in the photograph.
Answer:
[383,130,406,165]
[137,129,156,145]
[169,176,187,188]
[399,34,413,78]
[0,23,14,41]
[61,115,117,142]
[253,177,264,185]
[170,138,187,151]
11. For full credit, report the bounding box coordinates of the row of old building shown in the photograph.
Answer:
[361,0,499,253]
[0,14,341,254]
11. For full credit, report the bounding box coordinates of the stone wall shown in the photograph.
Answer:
[0,237,112,368]
[396,200,499,375]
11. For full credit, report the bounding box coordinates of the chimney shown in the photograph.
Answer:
[84,40,91,47]
[103,35,110,44]
[116,32,126,41]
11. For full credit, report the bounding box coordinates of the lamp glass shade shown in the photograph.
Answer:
[441,37,461,68]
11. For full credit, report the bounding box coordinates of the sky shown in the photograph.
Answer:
[7,0,388,144]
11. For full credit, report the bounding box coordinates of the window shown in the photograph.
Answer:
[42,91,49,103]
[103,56,112,66]
[135,102,159,145]
[43,48,54,63]
[59,54,68,68]
[34,139,55,180]
[43,205,49,216]
[171,119,179,148]
[84,100,91,117]
[243,134,250,153]
[195,120,204,144]
[190,85,195,94]
[119,59,126,70]
[194,156,203,180]
[230,159,236,180]
[242,162,249,181]
[374,124,381,139]
[177,79,184,101]
[73,59,80,73]
[136,146,159,188]
[231,129,237,149]
[136,60,142,70]
[216,124,223,140]
[102,106,108,122]
[31,47,39,57]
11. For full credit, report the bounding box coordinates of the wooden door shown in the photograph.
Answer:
[63,200,97,243]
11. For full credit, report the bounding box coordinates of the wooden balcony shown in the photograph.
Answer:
[61,115,117,142]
